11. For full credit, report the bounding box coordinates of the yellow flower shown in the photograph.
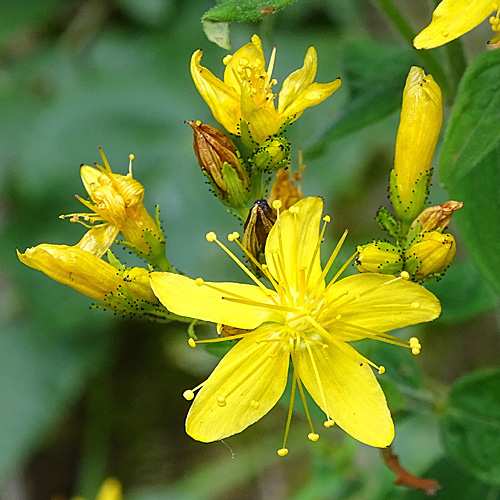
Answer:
[63,148,168,269]
[190,34,341,144]
[150,197,440,454]
[73,477,122,500]
[390,67,442,225]
[414,0,500,49]
[17,244,158,304]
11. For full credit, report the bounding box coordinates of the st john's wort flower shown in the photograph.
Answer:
[190,34,341,144]
[150,197,440,455]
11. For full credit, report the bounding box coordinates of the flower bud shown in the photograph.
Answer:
[404,231,456,280]
[250,137,290,173]
[355,242,404,275]
[242,199,277,266]
[409,201,463,233]
[390,67,442,224]
[187,121,250,208]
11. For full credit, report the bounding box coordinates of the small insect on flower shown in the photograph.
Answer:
[150,197,441,455]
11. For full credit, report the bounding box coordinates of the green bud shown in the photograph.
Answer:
[404,231,456,280]
[250,137,290,173]
[355,241,404,275]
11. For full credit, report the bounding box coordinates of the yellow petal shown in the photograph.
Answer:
[278,46,318,115]
[186,326,289,442]
[279,80,341,123]
[294,337,394,447]
[96,478,122,500]
[241,81,280,143]
[265,197,324,294]
[149,272,282,329]
[17,244,123,301]
[323,273,441,338]
[414,0,494,49]
[190,50,242,135]
[77,224,119,258]
[80,164,102,196]
[223,34,266,92]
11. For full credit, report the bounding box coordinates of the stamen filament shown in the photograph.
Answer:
[296,377,317,437]
[279,365,297,455]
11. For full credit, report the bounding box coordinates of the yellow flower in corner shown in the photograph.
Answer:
[150,197,441,454]
[190,35,341,144]
[62,148,168,269]
[414,0,500,49]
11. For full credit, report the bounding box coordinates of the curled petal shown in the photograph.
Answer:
[190,50,242,135]
[77,224,119,258]
[186,327,289,442]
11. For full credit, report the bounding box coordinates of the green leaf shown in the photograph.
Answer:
[426,259,498,323]
[439,144,500,296]
[440,368,500,485]
[202,0,296,48]
[440,50,500,185]
[305,40,417,157]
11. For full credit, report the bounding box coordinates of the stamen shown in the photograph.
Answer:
[305,214,331,286]
[217,396,227,407]
[323,419,335,428]
[296,376,319,441]
[277,448,289,457]
[188,338,196,348]
[98,147,112,172]
[128,153,135,176]
[279,366,298,457]
[250,400,260,409]
[400,271,410,280]
[265,46,277,88]
[183,390,195,400]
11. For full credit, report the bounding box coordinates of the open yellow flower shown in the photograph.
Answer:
[190,35,341,144]
[414,0,500,49]
[150,197,441,454]
[62,148,168,269]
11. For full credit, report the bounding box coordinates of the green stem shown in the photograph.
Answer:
[444,38,467,92]
[372,0,452,99]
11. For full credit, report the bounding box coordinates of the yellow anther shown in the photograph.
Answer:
[206,231,217,242]
[128,153,135,161]
[441,30,449,37]
[336,314,342,320]
[217,396,227,407]
[412,347,421,355]
[400,271,410,280]
[188,338,196,348]
[289,205,300,214]
[250,400,260,409]
[409,336,419,344]
[323,215,331,223]
[227,231,240,242]
[411,301,421,309]
[277,448,289,457]
[222,55,232,65]
[272,200,282,210]
[262,264,268,270]
[195,277,205,286]
[195,119,202,126]
[183,390,195,401]
[308,432,319,442]
[323,419,335,428]
[378,366,386,375]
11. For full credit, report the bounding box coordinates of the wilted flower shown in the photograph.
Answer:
[190,34,341,144]
[150,197,440,454]
[414,1,500,49]
[409,201,464,233]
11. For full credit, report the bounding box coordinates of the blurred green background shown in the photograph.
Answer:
[2,0,500,499]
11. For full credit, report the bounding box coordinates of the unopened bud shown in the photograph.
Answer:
[409,201,463,233]
[355,242,404,275]
[242,199,277,266]
[405,231,456,280]
[187,121,249,207]
[390,67,442,224]
[250,137,290,173]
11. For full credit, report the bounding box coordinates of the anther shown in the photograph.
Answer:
[272,200,282,210]
[250,400,260,409]
[195,278,205,286]
[323,419,335,428]
[217,396,227,407]
[378,366,386,375]
[400,271,410,280]
[227,231,240,242]
[183,390,195,400]
[411,301,421,309]
[188,338,196,348]
[289,206,300,214]
[277,448,289,457]
[412,347,421,355]
[129,154,135,161]
[308,432,319,442]
[206,232,217,242]
[323,215,331,223]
